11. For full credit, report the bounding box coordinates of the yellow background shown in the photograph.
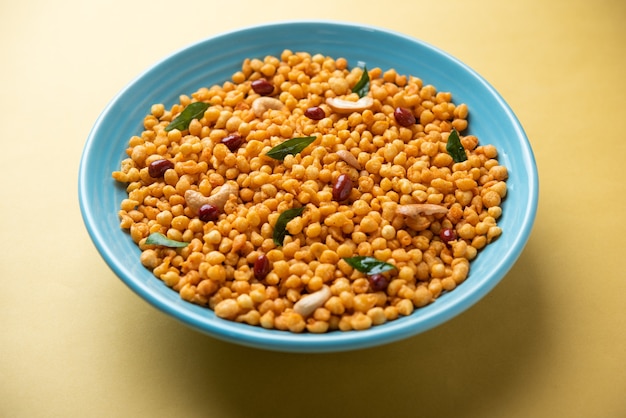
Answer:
[2,0,625,417]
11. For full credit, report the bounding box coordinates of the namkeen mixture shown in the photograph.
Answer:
[112,50,507,333]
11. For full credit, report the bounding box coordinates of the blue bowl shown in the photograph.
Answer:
[79,21,538,353]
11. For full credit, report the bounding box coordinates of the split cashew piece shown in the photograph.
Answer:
[396,203,449,217]
[326,96,374,113]
[293,285,332,318]
[252,97,285,118]
[336,149,362,170]
[184,183,239,214]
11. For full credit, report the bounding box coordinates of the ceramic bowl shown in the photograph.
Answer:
[79,21,538,352]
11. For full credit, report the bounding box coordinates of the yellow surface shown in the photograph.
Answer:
[2,0,625,417]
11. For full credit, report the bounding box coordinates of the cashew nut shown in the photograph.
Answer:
[293,285,332,318]
[252,97,285,118]
[184,183,239,213]
[336,149,362,170]
[396,203,449,217]
[326,96,374,113]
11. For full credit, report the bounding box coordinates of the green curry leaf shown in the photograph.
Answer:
[343,256,396,275]
[265,136,317,161]
[165,102,211,132]
[273,206,306,246]
[145,232,189,248]
[352,65,370,98]
[446,128,468,163]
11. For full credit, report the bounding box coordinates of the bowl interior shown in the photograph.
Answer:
[79,21,538,353]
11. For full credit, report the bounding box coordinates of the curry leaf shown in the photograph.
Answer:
[343,256,396,275]
[145,232,189,248]
[273,206,306,246]
[352,65,370,98]
[165,102,211,132]
[265,136,317,161]
[446,128,468,163]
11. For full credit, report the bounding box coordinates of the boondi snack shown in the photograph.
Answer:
[112,50,508,333]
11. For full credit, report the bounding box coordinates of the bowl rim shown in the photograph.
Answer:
[79,19,538,353]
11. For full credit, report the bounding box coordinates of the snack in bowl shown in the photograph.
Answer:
[111,49,508,333]
[79,21,538,352]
